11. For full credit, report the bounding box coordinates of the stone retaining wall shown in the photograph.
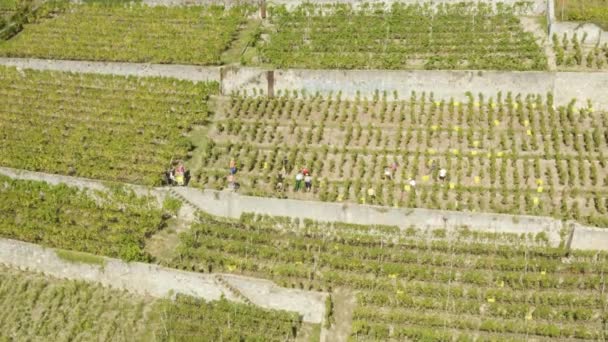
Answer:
[3,165,608,251]
[550,22,608,45]
[222,67,608,110]
[2,59,606,110]
[173,187,566,246]
[0,58,221,83]
[0,238,327,323]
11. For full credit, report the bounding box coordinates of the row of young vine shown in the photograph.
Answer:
[261,2,547,70]
[197,89,608,227]
[0,3,251,65]
[0,175,175,261]
[0,265,304,341]
[0,65,218,185]
[170,212,608,340]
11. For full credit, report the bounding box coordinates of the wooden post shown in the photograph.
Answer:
[266,70,274,98]
[260,0,266,19]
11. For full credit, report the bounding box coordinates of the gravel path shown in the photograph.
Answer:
[0,238,327,323]
[0,58,220,82]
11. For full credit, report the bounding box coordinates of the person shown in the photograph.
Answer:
[301,167,310,176]
[439,168,447,181]
[390,162,398,173]
[384,167,393,180]
[276,171,285,191]
[409,178,416,188]
[227,174,235,191]
[294,171,304,191]
[367,187,376,199]
[175,162,185,186]
[167,168,176,185]
[282,156,289,171]
[304,174,312,192]
[229,159,237,175]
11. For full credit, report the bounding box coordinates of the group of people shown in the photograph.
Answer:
[164,161,189,186]
[166,156,447,196]
[276,166,313,192]
[384,161,448,183]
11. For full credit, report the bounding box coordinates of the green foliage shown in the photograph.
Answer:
[555,0,608,30]
[0,176,166,261]
[0,4,251,64]
[324,295,334,328]
[0,66,217,185]
[175,212,608,340]
[262,3,547,70]
[163,196,183,216]
[55,249,106,266]
[156,294,302,341]
[0,266,304,341]
[0,265,156,340]
[204,92,608,227]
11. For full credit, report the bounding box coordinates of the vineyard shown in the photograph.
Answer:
[0,175,172,261]
[555,0,608,30]
[0,265,304,341]
[170,212,608,340]
[195,91,608,227]
[158,294,303,341]
[553,32,608,70]
[0,3,250,64]
[260,3,547,70]
[0,265,156,341]
[0,65,217,185]
[0,0,17,16]
[1,0,608,340]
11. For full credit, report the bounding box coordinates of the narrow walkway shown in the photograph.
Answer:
[0,57,220,82]
[521,16,557,71]
[0,238,327,323]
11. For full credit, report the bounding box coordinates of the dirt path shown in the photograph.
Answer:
[221,19,263,65]
[0,237,327,323]
[520,16,557,70]
[0,57,220,82]
[321,288,356,342]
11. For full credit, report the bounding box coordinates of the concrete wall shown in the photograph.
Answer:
[569,223,608,251]
[551,22,608,45]
[555,72,608,108]
[174,187,564,246]
[5,162,608,252]
[2,58,605,110]
[0,58,221,83]
[222,67,608,110]
[0,238,326,323]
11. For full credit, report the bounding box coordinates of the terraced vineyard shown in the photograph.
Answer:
[171,212,608,340]
[555,0,608,30]
[0,4,249,64]
[260,3,547,70]
[0,265,304,341]
[553,32,608,70]
[195,91,608,227]
[0,0,18,16]
[0,175,175,261]
[0,66,217,185]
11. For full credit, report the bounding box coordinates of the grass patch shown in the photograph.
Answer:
[555,0,608,30]
[55,249,106,266]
